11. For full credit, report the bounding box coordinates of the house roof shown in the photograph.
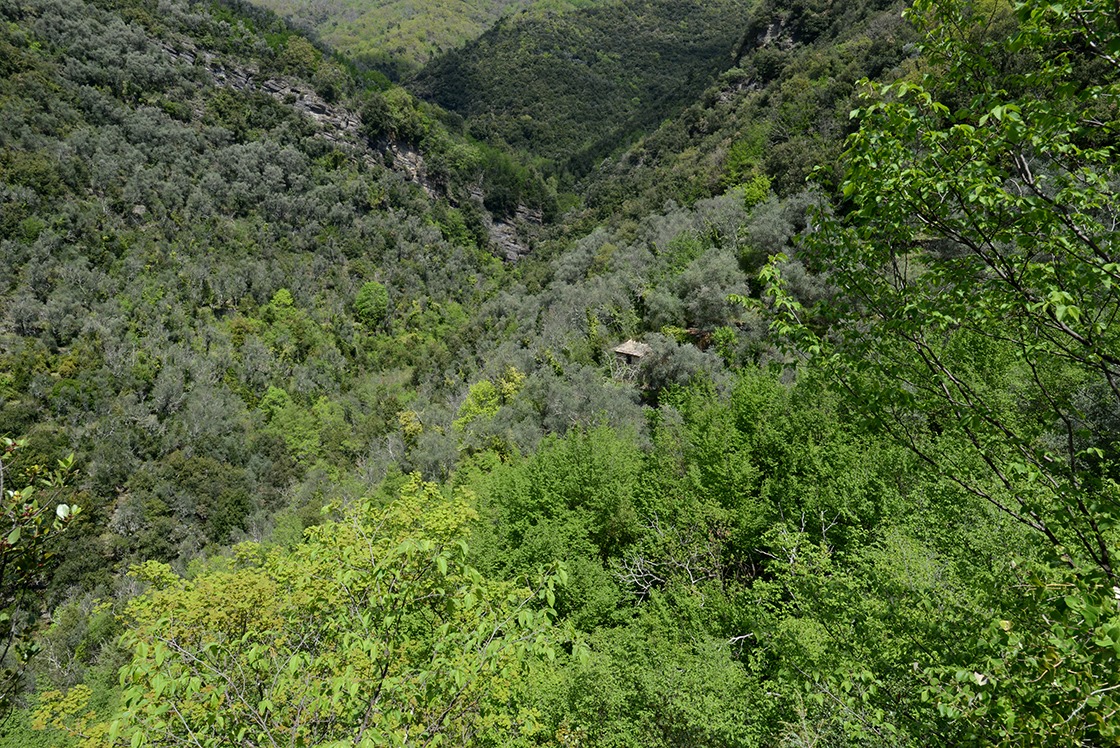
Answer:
[613,340,652,358]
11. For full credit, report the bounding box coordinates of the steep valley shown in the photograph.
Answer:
[3,0,1120,744]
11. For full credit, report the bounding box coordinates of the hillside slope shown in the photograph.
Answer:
[411,0,755,177]
[7,0,1120,745]
[248,0,600,77]
[570,0,914,222]
[0,0,555,601]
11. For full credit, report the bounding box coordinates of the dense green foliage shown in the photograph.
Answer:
[248,0,595,79]
[412,0,756,178]
[2,0,1119,744]
[764,0,1120,738]
[0,439,79,723]
[104,477,560,747]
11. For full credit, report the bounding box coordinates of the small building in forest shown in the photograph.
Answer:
[613,339,652,366]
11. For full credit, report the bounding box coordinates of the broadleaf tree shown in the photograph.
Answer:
[759,0,1120,739]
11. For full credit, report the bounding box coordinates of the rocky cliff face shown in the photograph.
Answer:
[489,206,544,262]
[159,41,372,154]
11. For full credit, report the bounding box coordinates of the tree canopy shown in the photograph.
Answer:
[761,0,1120,738]
[6,0,1120,745]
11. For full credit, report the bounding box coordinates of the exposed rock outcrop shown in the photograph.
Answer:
[156,38,538,260]
[158,40,367,150]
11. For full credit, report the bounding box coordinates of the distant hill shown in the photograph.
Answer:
[411,0,754,177]
[248,0,598,78]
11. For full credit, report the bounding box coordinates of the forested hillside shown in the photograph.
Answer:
[3,0,1120,745]
[246,0,598,78]
[0,0,566,586]
[578,0,914,218]
[412,0,756,179]
[0,0,558,733]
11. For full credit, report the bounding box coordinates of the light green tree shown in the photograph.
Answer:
[759,0,1120,740]
[70,476,564,747]
[453,368,526,457]
[354,281,389,329]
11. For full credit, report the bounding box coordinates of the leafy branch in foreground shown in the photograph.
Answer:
[772,0,1120,580]
[756,0,1120,740]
